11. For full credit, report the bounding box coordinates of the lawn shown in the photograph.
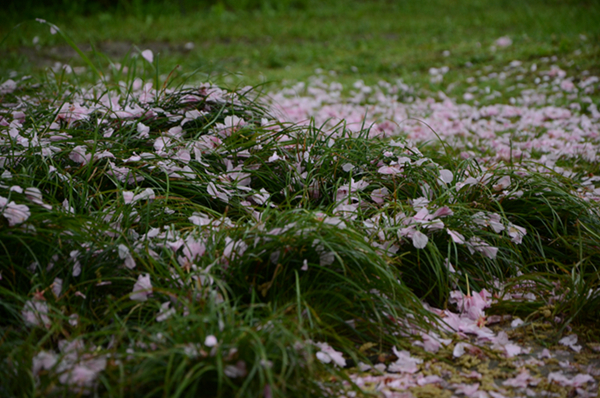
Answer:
[2,0,600,87]
[1,1,600,397]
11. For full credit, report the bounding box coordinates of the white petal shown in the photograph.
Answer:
[453,342,468,357]
[204,335,218,347]
[439,169,454,183]
[316,351,331,363]
[342,163,355,172]
[412,231,428,249]
[118,244,130,259]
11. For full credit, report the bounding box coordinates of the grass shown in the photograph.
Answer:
[1,0,600,89]
[1,1,600,396]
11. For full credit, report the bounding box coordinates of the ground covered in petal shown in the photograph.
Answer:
[2,29,600,398]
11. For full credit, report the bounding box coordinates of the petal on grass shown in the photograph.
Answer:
[447,229,465,244]
[315,342,346,367]
[137,122,150,138]
[432,206,453,218]
[371,187,389,204]
[32,351,57,375]
[388,347,422,373]
[508,223,527,244]
[378,165,402,175]
[1,200,30,226]
[141,49,154,63]
[495,36,512,47]
[204,335,218,347]
[493,175,511,191]
[156,302,175,322]
[133,188,156,202]
[439,169,454,183]
[412,230,428,249]
[123,191,134,204]
[224,360,247,378]
[130,274,152,301]
[559,334,582,353]
[52,278,63,299]
[22,300,51,329]
[316,351,331,364]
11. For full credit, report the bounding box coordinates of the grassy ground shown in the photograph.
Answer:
[1,1,600,397]
[1,0,600,89]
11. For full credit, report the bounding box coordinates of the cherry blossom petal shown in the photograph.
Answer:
[141,49,154,63]
[204,335,218,347]
[130,274,152,301]
[411,230,428,249]
[439,169,454,183]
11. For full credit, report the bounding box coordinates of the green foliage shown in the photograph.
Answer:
[3,0,312,21]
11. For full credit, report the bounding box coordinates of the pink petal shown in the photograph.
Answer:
[417,375,444,386]
[447,229,465,244]
[432,206,454,218]
[378,165,402,175]
[141,49,154,63]
[371,187,389,204]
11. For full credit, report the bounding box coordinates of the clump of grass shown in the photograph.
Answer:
[0,47,431,396]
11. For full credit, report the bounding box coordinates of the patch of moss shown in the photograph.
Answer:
[409,384,453,398]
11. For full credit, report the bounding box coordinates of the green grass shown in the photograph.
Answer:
[1,1,600,397]
[2,0,600,89]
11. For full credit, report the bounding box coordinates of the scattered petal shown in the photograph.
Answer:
[204,335,218,347]
[141,49,154,63]
[411,230,428,249]
[130,274,152,301]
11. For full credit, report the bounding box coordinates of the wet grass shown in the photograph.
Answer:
[1,1,600,396]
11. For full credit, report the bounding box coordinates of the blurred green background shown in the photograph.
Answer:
[1,0,599,88]
[5,0,311,16]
